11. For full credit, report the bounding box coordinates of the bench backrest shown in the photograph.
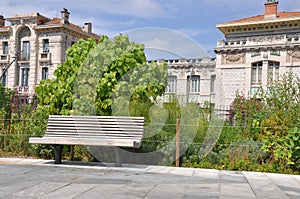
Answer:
[45,115,144,141]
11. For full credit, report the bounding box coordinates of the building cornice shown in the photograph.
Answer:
[214,43,300,53]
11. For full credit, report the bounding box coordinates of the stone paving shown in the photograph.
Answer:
[0,158,300,198]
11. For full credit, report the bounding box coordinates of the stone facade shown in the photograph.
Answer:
[214,0,300,107]
[149,58,216,106]
[0,9,100,97]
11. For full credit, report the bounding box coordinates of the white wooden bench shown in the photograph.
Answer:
[29,115,145,166]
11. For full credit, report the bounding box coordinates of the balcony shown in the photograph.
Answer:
[39,52,51,62]
[0,54,10,63]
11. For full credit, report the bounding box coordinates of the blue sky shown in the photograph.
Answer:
[1,0,300,59]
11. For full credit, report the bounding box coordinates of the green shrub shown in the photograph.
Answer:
[218,139,266,171]
[214,122,243,152]
[259,71,300,171]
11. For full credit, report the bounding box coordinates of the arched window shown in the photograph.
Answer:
[18,26,31,38]
[17,26,31,61]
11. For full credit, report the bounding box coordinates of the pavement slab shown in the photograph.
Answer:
[243,171,289,199]
[265,173,300,198]
[0,157,299,198]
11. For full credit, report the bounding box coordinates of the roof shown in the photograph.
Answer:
[0,26,11,32]
[46,17,82,31]
[42,17,100,38]
[221,11,300,25]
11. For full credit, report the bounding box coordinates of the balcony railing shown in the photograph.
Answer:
[14,86,29,93]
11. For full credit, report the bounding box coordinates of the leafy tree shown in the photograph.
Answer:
[36,34,167,118]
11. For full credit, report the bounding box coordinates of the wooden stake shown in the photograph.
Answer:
[176,119,180,167]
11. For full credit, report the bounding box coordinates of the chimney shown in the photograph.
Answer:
[0,15,5,28]
[264,0,278,20]
[83,22,92,34]
[61,8,70,25]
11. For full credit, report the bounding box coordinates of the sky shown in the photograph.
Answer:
[1,0,300,60]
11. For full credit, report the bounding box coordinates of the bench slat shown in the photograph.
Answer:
[29,137,142,148]
[47,120,144,124]
[49,115,144,119]
[49,117,144,123]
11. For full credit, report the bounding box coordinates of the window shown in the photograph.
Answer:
[188,75,200,93]
[167,76,177,93]
[251,62,262,85]
[19,27,31,38]
[210,75,216,93]
[1,68,6,86]
[43,39,49,52]
[3,42,8,54]
[42,67,48,80]
[19,64,29,86]
[22,41,30,61]
[268,61,279,84]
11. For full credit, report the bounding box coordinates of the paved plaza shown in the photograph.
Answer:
[0,157,300,198]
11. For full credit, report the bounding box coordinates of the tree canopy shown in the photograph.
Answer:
[35,34,167,117]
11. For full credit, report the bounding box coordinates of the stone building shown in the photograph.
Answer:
[214,0,300,107]
[0,8,100,97]
[149,57,216,106]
